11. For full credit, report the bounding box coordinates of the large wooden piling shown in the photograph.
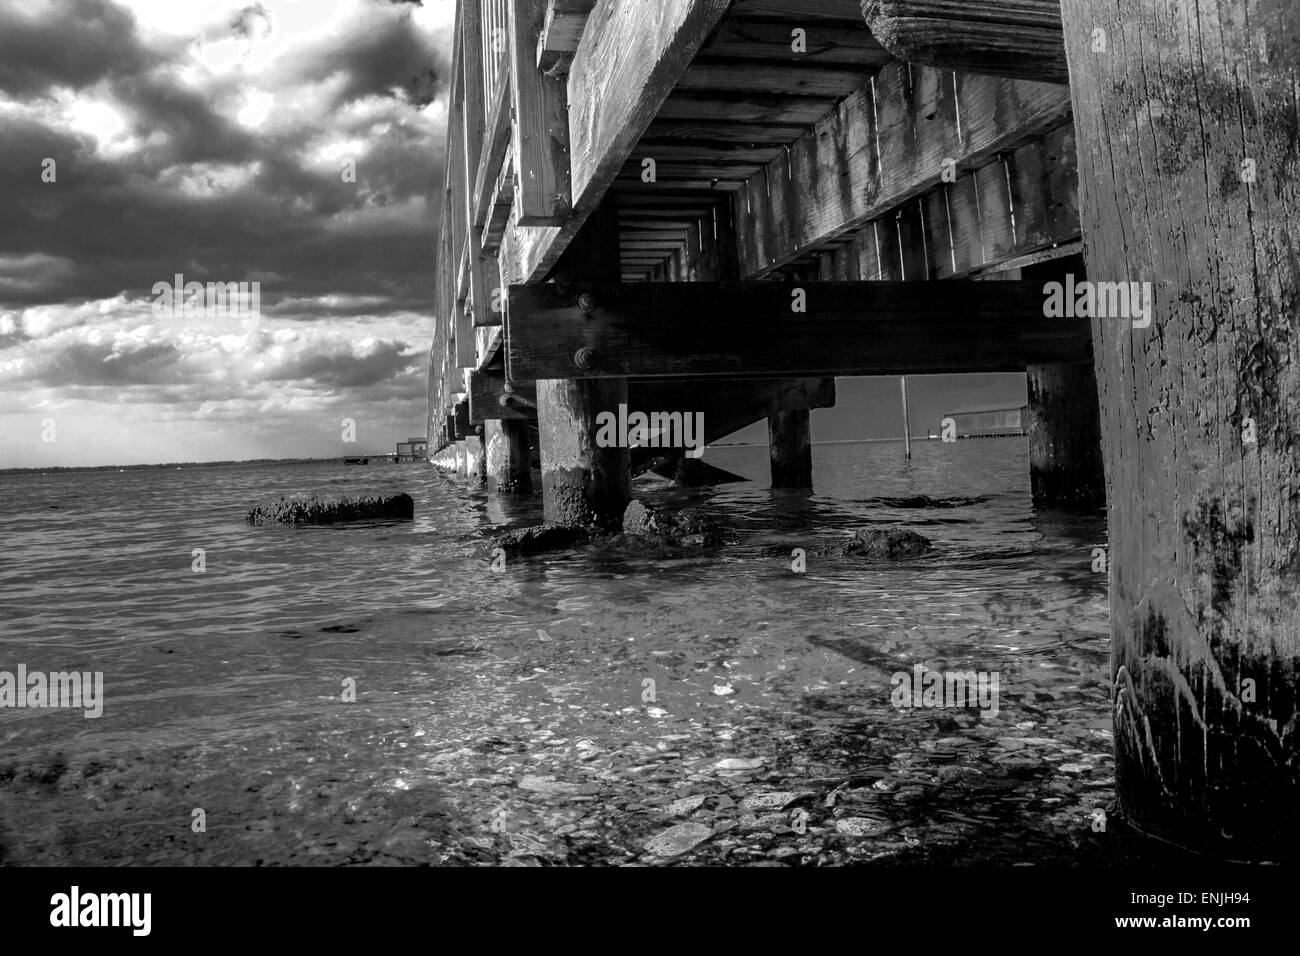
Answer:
[464,431,486,484]
[485,419,533,494]
[1026,363,1105,507]
[536,205,629,526]
[1063,0,1300,857]
[768,409,812,489]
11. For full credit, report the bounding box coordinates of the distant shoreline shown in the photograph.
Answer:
[2,435,1025,474]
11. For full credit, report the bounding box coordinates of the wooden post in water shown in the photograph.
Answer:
[1025,363,1104,506]
[464,429,486,484]
[768,409,812,489]
[1063,0,1300,857]
[899,375,911,462]
[485,419,532,494]
[454,440,468,477]
[535,205,629,526]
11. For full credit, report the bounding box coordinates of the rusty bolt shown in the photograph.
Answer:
[498,394,512,408]
[574,347,595,370]
[503,381,515,395]
[577,292,597,314]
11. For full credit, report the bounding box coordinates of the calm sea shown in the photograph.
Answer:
[0,439,1147,866]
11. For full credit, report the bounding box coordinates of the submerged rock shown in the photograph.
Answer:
[840,528,932,558]
[621,500,722,547]
[491,524,590,556]
[247,493,413,525]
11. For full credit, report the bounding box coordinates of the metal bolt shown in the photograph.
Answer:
[498,394,512,408]
[578,292,597,314]
[574,347,595,370]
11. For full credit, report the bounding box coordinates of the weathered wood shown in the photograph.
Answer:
[537,0,596,74]
[502,0,732,285]
[508,280,1090,378]
[1026,362,1104,506]
[464,432,486,484]
[461,5,491,339]
[734,61,1072,278]
[677,60,873,97]
[700,17,889,67]
[729,0,865,23]
[472,73,512,239]
[1063,0,1300,858]
[533,205,629,525]
[470,367,537,421]
[861,0,1067,84]
[454,399,470,440]
[509,0,572,225]
[486,419,534,493]
[768,409,813,488]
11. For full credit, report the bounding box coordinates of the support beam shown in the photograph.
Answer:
[509,0,573,225]
[507,280,1090,379]
[502,0,732,284]
[537,0,596,74]
[734,61,1072,278]
[486,419,534,494]
[1026,363,1104,507]
[860,0,1067,83]
[768,409,812,489]
[454,440,468,476]
[1063,0,1300,858]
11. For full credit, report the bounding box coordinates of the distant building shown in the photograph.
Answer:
[408,437,428,459]
[395,442,413,460]
[942,403,1028,438]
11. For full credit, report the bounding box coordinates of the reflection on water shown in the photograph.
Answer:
[0,439,1151,865]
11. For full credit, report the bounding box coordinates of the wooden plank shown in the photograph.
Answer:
[863,0,1067,83]
[643,119,811,145]
[733,61,1072,277]
[700,18,889,67]
[483,150,515,249]
[507,280,1091,379]
[509,0,572,225]
[657,92,834,125]
[727,0,866,23]
[537,0,596,73]
[461,2,491,340]
[469,368,537,421]
[677,60,872,98]
[501,0,732,285]
[472,71,512,235]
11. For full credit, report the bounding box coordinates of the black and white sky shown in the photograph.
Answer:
[0,0,1025,468]
[1,0,452,467]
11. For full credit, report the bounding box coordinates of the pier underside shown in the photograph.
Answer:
[427,0,1300,858]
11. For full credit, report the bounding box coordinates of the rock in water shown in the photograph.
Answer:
[491,524,590,556]
[840,528,931,558]
[247,493,414,525]
[621,499,721,546]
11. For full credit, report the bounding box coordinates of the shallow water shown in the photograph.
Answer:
[0,439,1146,866]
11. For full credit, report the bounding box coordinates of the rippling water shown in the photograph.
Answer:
[0,439,1149,866]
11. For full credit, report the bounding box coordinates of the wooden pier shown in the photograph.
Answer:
[428,0,1300,859]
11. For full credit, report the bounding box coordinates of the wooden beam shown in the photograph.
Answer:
[470,367,538,422]
[507,280,1090,379]
[734,61,1072,278]
[861,0,1067,84]
[472,71,512,238]
[537,0,596,74]
[501,0,732,285]
[509,0,572,225]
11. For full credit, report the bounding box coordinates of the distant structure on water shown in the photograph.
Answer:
[942,404,1027,438]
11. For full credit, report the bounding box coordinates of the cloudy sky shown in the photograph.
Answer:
[0,0,452,468]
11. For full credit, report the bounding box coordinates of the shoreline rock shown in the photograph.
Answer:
[247,493,414,525]
[839,528,932,558]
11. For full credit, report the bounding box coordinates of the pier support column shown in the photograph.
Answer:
[768,409,812,489]
[464,430,486,484]
[1026,363,1105,507]
[454,441,467,477]
[537,378,628,525]
[485,419,532,494]
[1063,0,1300,857]
[535,203,628,526]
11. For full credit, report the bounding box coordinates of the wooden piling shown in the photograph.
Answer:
[464,432,486,484]
[454,440,468,477]
[535,205,629,526]
[768,409,812,489]
[1025,363,1104,507]
[485,419,533,494]
[1063,0,1300,857]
